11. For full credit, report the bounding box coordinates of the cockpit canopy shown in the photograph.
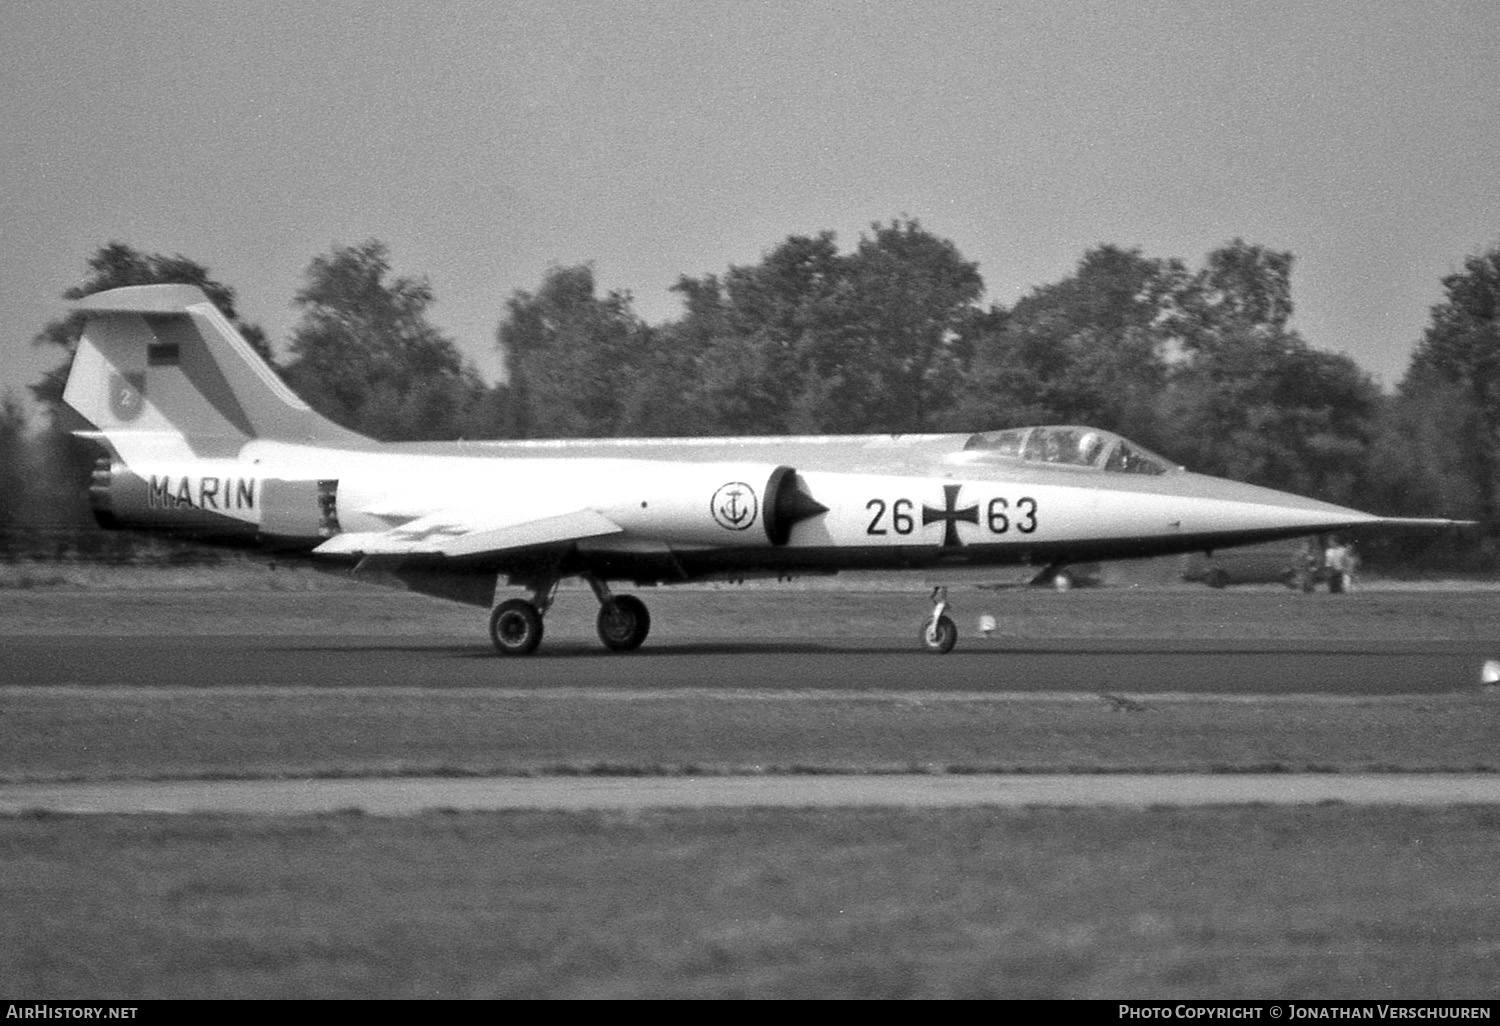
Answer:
[961,426,1179,475]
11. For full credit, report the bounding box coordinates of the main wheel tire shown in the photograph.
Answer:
[597,594,650,652]
[490,599,544,656]
[920,613,957,654]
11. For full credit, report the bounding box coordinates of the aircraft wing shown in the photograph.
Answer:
[313,507,623,558]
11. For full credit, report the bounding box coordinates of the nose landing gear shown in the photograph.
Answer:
[921,586,958,654]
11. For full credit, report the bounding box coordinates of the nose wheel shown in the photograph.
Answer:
[920,586,958,654]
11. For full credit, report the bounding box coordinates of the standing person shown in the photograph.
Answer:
[1324,537,1356,593]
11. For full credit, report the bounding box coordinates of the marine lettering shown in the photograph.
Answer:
[146,474,257,511]
[148,476,173,509]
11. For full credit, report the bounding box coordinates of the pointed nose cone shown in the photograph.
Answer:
[1177,472,1383,536]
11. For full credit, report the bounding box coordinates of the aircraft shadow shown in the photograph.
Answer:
[453,641,916,658]
[273,641,900,658]
[273,640,1448,659]
[991,644,1443,658]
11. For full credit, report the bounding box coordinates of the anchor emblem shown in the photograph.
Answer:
[710,481,759,531]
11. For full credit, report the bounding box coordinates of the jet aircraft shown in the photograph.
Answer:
[61,284,1467,654]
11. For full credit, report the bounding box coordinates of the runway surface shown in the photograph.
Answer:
[3,633,1495,694]
[6,614,1498,813]
[6,774,1500,815]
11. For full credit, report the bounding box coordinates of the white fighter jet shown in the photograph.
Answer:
[61,284,1466,654]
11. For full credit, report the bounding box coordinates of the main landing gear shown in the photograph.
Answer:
[589,577,651,652]
[488,577,652,656]
[920,586,958,654]
[492,578,957,655]
[489,598,547,655]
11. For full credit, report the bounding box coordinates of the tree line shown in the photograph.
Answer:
[4,225,1498,568]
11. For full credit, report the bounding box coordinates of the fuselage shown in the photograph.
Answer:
[92,426,1387,586]
[63,284,1468,653]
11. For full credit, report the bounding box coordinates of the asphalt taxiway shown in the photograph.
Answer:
[2,633,1495,694]
[6,627,1498,814]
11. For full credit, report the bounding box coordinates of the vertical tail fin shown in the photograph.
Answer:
[62,284,370,460]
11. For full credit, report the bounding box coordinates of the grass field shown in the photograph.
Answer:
[6,807,1500,999]
[3,576,1500,999]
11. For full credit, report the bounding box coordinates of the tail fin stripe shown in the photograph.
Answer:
[147,312,257,439]
[189,304,312,412]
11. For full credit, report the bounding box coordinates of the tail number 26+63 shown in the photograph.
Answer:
[864,496,1038,537]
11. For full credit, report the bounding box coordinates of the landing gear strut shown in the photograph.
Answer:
[920,586,957,654]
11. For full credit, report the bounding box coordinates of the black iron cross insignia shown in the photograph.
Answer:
[922,484,979,547]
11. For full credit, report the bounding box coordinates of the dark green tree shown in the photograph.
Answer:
[0,393,27,556]
[1181,239,1295,346]
[953,245,1184,443]
[670,233,843,434]
[669,220,984,434]
[831,220,985,432]
[1162,240,1380,503]
[1366,370,1483,518]
[28,242,273,410]
[282,241,506,441]
[1401,245,1500,526]
[499,264,656,438]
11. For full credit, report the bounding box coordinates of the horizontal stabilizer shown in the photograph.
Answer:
[314,507,623,558]
[72,284,211,314]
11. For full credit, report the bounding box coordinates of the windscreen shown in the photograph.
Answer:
[963,426,1176,475]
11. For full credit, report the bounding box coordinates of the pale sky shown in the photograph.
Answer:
[4,0,1498,421]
